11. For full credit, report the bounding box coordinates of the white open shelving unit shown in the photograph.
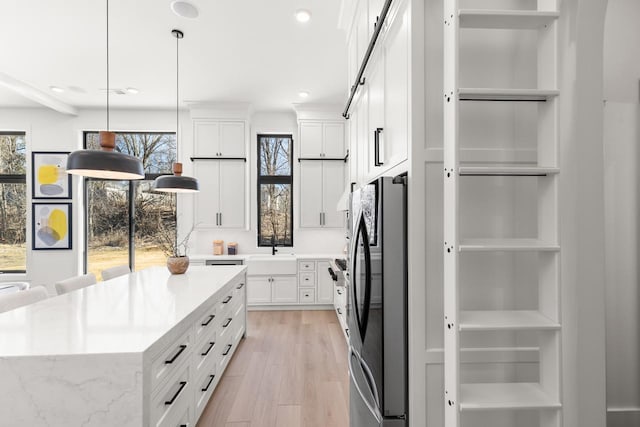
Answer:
[443,1,562,426]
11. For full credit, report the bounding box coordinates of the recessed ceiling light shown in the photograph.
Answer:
[295,9,311,23]
[125,87,139,94]
[50,86,64,93]
[171,1,199,19]
[298,91,309,98]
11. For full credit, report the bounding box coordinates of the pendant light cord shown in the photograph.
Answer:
[176,31,179,156]
[106,0,110,131]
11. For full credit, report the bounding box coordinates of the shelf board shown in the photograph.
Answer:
[459,238,560,252]
[459,166,559,176]
[459,88,559,102]
[460,383,561,411]
[459,310,560,331]
[459,9,559,30]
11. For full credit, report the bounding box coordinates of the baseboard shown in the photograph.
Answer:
[247,304,335,311]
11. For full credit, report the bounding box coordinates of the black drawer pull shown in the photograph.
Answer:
[337,308,342,315]
[236,283,244,289]
[222,318,232,328]
[165,381,187,405]
[165,345,187,364]
[201,314,215,326]
[201,374,216,392]
[201,341,215,356]
[337,289,343,295]
[222,344,232,356]
[222,295,232,304]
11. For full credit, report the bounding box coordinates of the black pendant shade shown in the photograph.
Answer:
[67,131,144,180]
[152,29,199,193]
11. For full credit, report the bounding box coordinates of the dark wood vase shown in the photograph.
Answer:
[167,256,189,274]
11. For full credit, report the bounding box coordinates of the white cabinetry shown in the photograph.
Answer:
[299,121,346,158]
[316,261,334,304]
[299,161,346,228]
[247,275,297,305]
[194,160,245,228]
[193,120,246,158]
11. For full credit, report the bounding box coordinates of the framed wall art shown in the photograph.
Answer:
[32,203,72,250]
[32,151,71,199]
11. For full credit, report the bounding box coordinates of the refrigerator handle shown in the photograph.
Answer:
[349,348,382,424]
[360,356,381,409]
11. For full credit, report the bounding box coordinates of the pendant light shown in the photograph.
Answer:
[153,29,199,193]
[66,0,144,180]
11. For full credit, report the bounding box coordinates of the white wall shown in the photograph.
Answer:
[604,1,640,425]
[186,110,346,256]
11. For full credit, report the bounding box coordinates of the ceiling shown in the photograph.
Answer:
[0,0,348,112]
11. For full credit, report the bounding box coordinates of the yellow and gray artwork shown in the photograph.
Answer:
[32,152,71,199]
[32,203,71,250]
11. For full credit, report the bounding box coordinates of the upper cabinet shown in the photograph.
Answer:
[299,121,346,158]
[193,120,246,158]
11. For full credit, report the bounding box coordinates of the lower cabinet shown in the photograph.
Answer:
[147,272,246,427]
[247,275,298,305]
[317,261,334,304]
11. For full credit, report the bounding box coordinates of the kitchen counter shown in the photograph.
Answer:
[190,252,346,262]
[0,266,247,426]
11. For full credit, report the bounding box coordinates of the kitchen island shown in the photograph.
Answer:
[0,266,247,427]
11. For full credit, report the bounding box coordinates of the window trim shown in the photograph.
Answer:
[0,131,27,273]
[257,133,294,247]
[82,131,176,274]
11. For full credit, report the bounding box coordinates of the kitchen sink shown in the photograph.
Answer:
[246,255,297,275]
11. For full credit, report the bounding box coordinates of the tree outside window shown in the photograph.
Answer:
[258,134,293,247]
[0,133,26,272]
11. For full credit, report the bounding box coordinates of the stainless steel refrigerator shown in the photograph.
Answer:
[348,175,407,426]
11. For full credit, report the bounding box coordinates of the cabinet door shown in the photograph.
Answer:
[299,122,323,158]
[323,123,346,158]
[368,0,385,36]
[367,58,385,176]
[271,276,298,303]
[356,86,369,186]
[322,161,346,228]
[348,108,358,184]
[299,162,323,228]
[193,161,220,228]
[219,122,246,157]
[247,276,271,304]
[218,160,246,228]
[317,261,334,304]
[194,121,220,157]
[383,5,409,169]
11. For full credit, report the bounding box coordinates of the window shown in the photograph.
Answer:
[257,134,293,247]
[84,132,176,279]
[0,132,27,273]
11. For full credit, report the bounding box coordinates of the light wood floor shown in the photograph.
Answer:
[197,310,350,427]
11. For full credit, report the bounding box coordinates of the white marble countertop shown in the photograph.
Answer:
[0,266,246,357]
[189,253,346,261]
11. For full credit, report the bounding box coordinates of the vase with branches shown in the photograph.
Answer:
[158,221,197,274]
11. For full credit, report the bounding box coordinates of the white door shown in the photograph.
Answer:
[219,122,246,157]
[299,162,323,228]
[247,276,271,304]
[271,276,298,303]
[218,160,246,228]
[356,85,370,186]
[383,6,409,169]
[323,123,346,158]
[194,121,220,157]
[322,161,346,228]
[368,58,385,176]
[299,122,323,158]
[317,261,334,304]
[193,161,220,228]
[348,108,358,184]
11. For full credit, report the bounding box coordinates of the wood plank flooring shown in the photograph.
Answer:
[197,310,350,427]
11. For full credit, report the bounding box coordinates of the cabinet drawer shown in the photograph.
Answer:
[298,260,316,271]
[194,329,217,375]
[151,329,192,392]
[150,362,191,427]
[299,288,316,304]
[195,361,219,421]
[217,286,236,315]
[299,272,316,287]
[194,305,217,345]
[173,404,193,427]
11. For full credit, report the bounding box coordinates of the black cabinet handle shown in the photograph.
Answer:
[222,318,232,328]
[337,308,342,315]
[165,381,187,405]
[337,289,343,295]
[201,314,215,326]
[374,127,384,166]
[328,267,337,281]
[222,344,232,356]
[165,345,187,364]
[236,283,244,289]
[201,341,215,356]
[222,295,232,304]
[201,374,216,392]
